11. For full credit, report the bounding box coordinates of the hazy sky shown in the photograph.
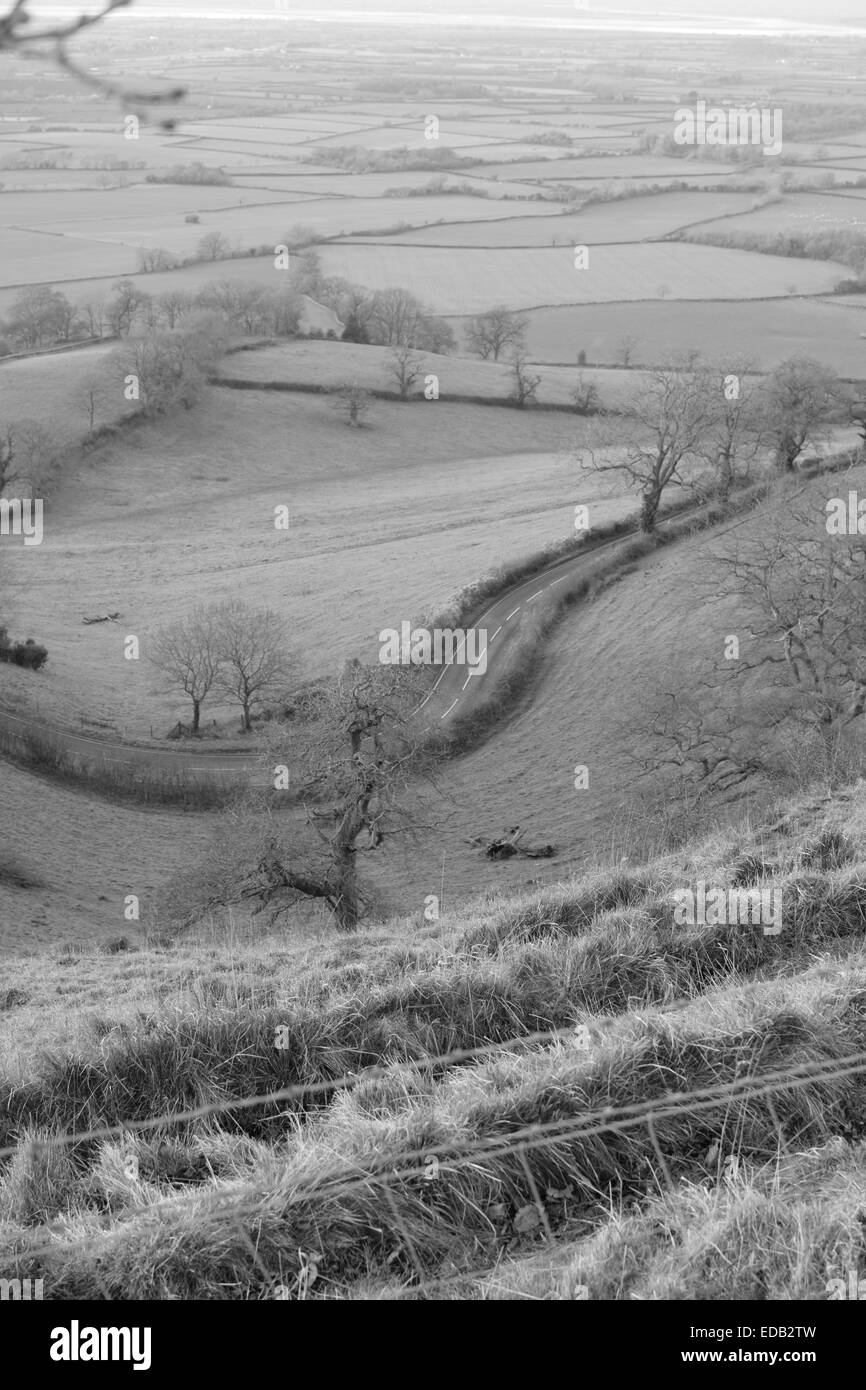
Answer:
[34,0,865,33]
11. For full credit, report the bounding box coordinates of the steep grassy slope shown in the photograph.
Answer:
[1,780,865,1299]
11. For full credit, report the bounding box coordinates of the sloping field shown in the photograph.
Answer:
[0,226,136,289]
[0,383,631,743]
[373,460,866,905]
[0,185,313,228]
[14,194,567,263]
[363,191,759,247]
[218,338,641,409]
[2,768,866,1298]
[0,762,212,949]
[0,343,121,420]
[0,254,290,317]
[686,191,866,237]
[520,297,866,373]
[315,241,846,313]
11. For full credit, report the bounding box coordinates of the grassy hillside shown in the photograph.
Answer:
[1,778,865,1299]
[0,379,633,739]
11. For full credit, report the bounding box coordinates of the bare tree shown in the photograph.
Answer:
[4,285,76,350]
[368,287,424,346]
[583,356,710,533]
[760,357,845,472]
[156,288,193,330]
[110,317,225,417]
[269,286,303,338]
[149,607,222,735]
[136,246,177,273]
[333,384,371,427]
[106,279,151,337]
[711,481,866,745]
[235,662,427,931]
[635,664,780,796]
[214,600,290,732]
[615,334,639,368]
[465,305,527,362]
[388,340,425,400]
[79,373,112,439]
[195,280,268,334]
[0,419,62,496]
[77,297,107,340]
[697,359,763,502]
[571,371,601,415]
[508,352,541,408]
[197,231,230,263]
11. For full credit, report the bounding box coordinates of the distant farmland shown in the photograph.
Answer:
[364,191,760,246]
[316,241,847,313]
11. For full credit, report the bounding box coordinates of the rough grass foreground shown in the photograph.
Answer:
[1,792,866,1298]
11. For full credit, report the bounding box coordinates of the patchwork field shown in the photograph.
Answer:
[232,169,545,198]
[364,191,760,246]
[520,297,866,372]
[217,337,646,409]
[685,190,866,238]
[316,241,847,313]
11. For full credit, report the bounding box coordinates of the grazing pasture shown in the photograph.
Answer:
[365,191,760,246]
[520,297,866,373]
[232,169,544,198]
[0,185,313,228]
[316,241,846,313]
[692,190,866,236]
[0,343,120,421]
[0,383,629,739]
[0,226,136,288]
[217,337,640,408]
[31,192,566,260]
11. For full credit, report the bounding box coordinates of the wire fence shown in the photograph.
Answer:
[2,1014,865,1300]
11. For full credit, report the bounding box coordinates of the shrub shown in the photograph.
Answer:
[0,627,48,671]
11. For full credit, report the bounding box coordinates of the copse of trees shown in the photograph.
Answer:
[681,224,866,277]
[309,144,478,175]
[315,279,454,353]
[583,354,852,533]
[465,306,528,362]
[109,311,229,418]
[145,163,232,186]
[0,258,453,364]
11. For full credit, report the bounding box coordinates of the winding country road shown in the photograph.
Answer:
[0,524,638,778]
[0,433,859,779]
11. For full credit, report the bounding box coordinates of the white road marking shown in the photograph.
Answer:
[549,576,567,587]
[489,626,502,643]
[440,699,458,719]
[527,590,544,602]
[505,606,521,621]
